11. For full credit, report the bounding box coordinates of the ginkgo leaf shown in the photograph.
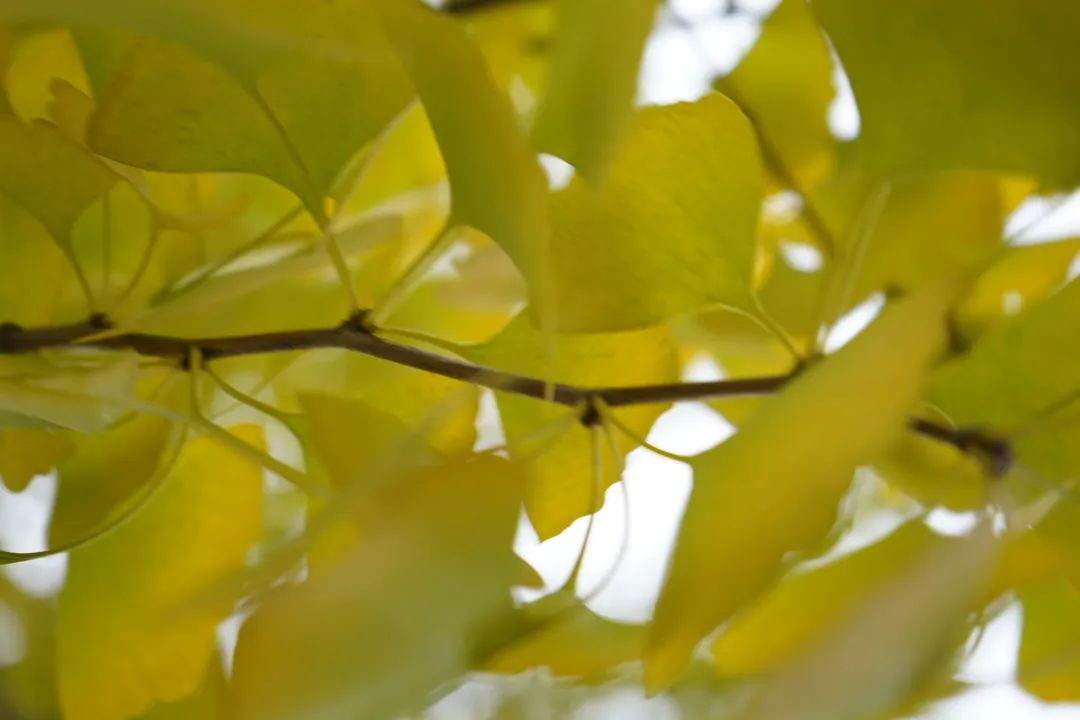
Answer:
[370,0,553,314]
[1018,579,1080,701]
[0,427,74,492]
[740,522,996,720]
[873,431,988,511]
[719,0,835,189]
[929,276,1080,482]
[0,116,117,246]
[711,521,942,676]
[229,455,523,720]
[0,353,138,433]
[532,0,656,179]
[486,604,646,680]
[0,195,76,325]
[646,281,954,690]
[548,93,763,331]
[814,0,1080,185]
[469,316,678,538]
[56,424,263,720]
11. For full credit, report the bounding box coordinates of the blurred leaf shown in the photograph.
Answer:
[57,424,263,720]
[0,353,138,432]
[371,0,552,313]
[470,316,678,538]
[229,455,523,720]
[930,276,1080,482]
[646,282,954,690]
[549,93,763,331]
[721,0,835,188]
[740,522,997,720]
[532,0,656,178]
[487,605,646,680]
[873,431,988,511]
[1018,579,1080,701]
[712,521,942,677]
[815,0,1080,185]
[0,427,74,492]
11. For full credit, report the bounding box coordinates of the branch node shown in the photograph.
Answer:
[341,309,375,334]
[87,312,112,331]
[579,397,603,428]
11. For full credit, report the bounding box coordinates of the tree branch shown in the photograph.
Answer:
[0,316,1011,474]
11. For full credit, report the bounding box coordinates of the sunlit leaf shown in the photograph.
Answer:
[815,0,1080,185]
[56,424,263,720]
[646,282,954,689]
[740,522,996,720]
[548,93,763,331]
[470,316,678,538]
[1018,579,1080,701]
[532,0,656,178]
[229,455,523,720]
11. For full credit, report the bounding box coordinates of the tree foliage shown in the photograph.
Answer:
[0,0,1077,718]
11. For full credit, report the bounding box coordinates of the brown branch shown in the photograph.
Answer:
[0,316,1011,473]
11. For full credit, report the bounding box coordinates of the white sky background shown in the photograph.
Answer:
[1,1,1080,718]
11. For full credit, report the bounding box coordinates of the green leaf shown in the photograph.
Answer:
[470,316,678,538]
[56,424,264,720]
[646,282,954,690]
[370,0,552,311]
[741,522,996,720]
[229,455,523,720]
[711,521,942,676]
[548,93,763,331]
[814,0,1080,185]
[532,0,657,179]
[1018,578,1080,701]
[0,116,117,246]
[0,427,74,492]
[929,277,1080,482]
[720,0,835,188]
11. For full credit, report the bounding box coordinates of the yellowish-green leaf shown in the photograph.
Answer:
[486,605,646,680]
[0,116,117,245]
[929,276,1080,482]
[720,0,835,188]
[646,282,954,690]
[1018,579,1080,701]
[712,521,941,676]
[4,28,91,125]
[548,93,763,331]
[0,427,74,492]
[956,236,1080,333]
[873,431,988,511]
[470,316,678,538]
[532,0,657,179]
[740,523,996,720]
[229,455,523,720]
[814,0,1080,185]
[56,424,263,720]
[370,0,552,311]
[0,353,138,432]
[0,195,75,324]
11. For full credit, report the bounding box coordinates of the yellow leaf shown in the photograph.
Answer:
[711,521,941,677]
[873,431,988,511]
[548,93,763,331]
[721,0,835,188]
[486,605,646,680]
[532,0,657,179]
[56,424,263,720]
[229,455,523,720]
[1018,579,1080,701]
[814,0,1080,185]
[646,282,953,689]
[0,427,74,492]
[470,316,678,538]
[370,0,552,313]
[741,523,996,720]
